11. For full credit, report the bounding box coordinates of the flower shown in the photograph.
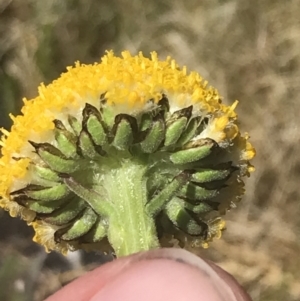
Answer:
[0,51,255,257]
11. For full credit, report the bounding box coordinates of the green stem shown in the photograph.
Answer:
[102,158,159,257]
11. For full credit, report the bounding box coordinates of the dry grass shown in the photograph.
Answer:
[0,0,300,300]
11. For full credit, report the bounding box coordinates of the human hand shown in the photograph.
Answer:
[45,248,252,301]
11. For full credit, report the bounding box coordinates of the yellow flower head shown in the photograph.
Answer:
[0,51,255,257]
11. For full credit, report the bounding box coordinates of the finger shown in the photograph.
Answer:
[206,258,253,301]
[45,248,252,301]
[44,254,132,301]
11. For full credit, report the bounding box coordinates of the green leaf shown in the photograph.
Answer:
[170,139,216,164]
[60,207,98,241]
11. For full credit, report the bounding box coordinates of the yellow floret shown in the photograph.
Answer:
[0,50,254,222]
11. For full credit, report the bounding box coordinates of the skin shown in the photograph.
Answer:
[45,248,252,301]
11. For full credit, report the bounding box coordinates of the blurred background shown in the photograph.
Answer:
[0,0,299,300]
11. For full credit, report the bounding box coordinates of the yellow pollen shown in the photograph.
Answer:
[230,100,239,111]
[128,91,140,105]
[215,116,229,131]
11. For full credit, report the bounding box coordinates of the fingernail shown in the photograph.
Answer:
[137,248,241,301]
[136,248,252,301]
[90,248,248,301]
